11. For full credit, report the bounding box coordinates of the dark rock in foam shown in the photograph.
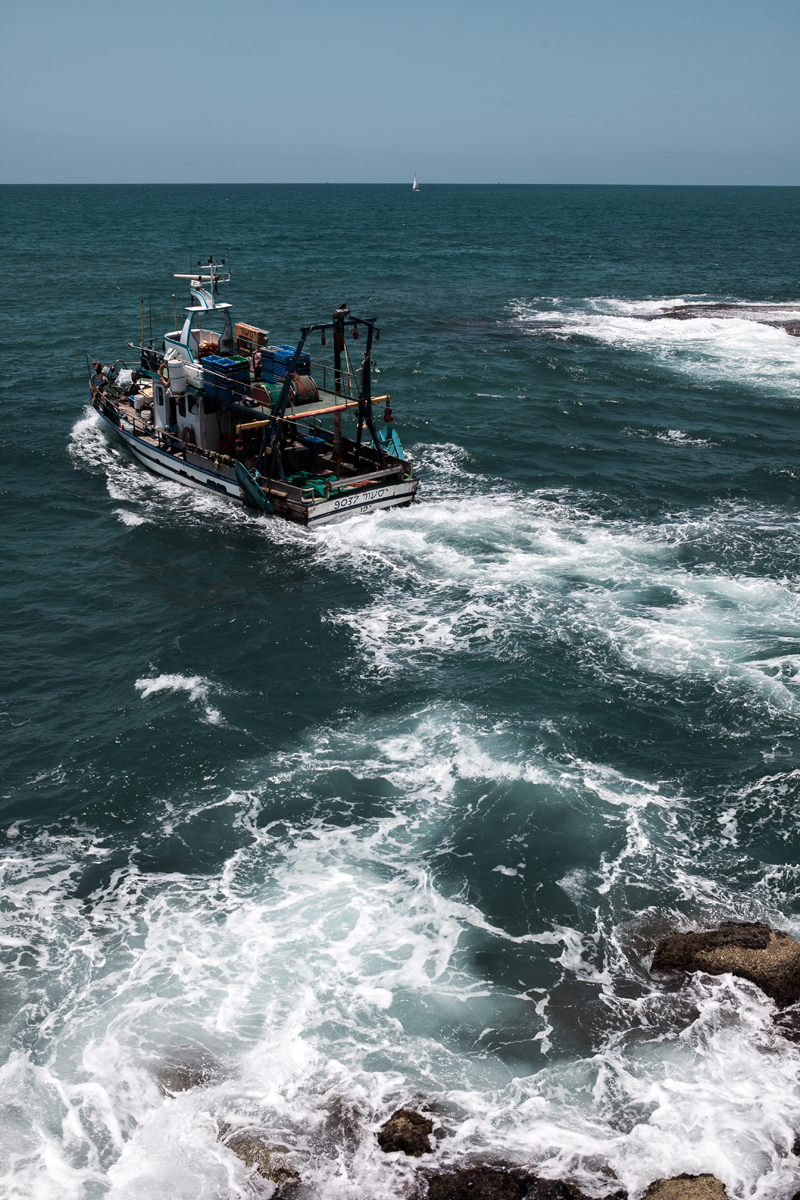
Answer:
[377,1107,434,1156]
[643,1174,727,1200]
[156,1049,222,1094]
[651,921,800,1008]
[426,1166,594,1200]
[657,302,800,336]
[223,1132,300,1192]
[426,1167,531,1200]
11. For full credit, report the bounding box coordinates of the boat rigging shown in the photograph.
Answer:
[88,260,419,527]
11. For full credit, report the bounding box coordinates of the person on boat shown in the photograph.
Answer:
[250,348,262,381]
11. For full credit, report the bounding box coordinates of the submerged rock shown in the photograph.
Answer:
[319,1093,366,1153]
[651,921,800,1008]
[643,1175,727,1200]
[224,1133,300,1191]
[156,1050,221,1095]
[426,1167,591,1200]
[378,1108,434,1156]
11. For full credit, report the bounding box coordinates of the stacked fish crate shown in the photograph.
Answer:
[261,345,312,384]
[202,355,250,403]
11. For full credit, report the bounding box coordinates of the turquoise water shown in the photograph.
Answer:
[1,184,800,1198]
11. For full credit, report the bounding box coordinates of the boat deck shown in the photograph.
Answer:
[111,395,406,487]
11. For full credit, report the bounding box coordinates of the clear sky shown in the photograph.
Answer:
[1,0,798,184]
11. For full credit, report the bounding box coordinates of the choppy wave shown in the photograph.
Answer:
[512,297,800,397]
[623,427,713,448]
[135,673,225,725]
[1,703,799,1197]
[318,476,800,728]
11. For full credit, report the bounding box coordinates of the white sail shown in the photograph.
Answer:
[412,175,420,192]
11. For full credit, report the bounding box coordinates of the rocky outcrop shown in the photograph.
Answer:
[651,922,800,1008]
[658,303,800,337]
[426,1167,591,1200]
[223,1132,300,1192]
[378,1108,434,1156]
[643,1174,727,1200]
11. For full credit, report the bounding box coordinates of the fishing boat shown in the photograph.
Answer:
[412,175,420,192]
[88,261,419,527]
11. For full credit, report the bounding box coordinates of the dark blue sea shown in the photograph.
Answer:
[2,184,800,1199]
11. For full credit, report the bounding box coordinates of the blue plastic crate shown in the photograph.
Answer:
[203,354,241,372]
[270,346,311,366]
[203,354,249,402]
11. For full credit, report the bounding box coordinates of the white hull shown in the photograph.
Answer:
[105,413,417,526]
[306,478,418,525]
[118,420,242,501]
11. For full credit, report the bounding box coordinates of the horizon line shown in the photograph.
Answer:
[1,180,799,188]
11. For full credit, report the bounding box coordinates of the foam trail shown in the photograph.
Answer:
[315,487,800,724]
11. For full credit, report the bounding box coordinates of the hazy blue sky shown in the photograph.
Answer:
[1,0,798,184]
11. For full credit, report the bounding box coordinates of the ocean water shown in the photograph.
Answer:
[1,184,800,1199]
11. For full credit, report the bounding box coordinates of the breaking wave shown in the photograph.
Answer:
[1,704,799,1198]
[512,297,800,398]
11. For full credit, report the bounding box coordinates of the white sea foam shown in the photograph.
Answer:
[134,672,224,725]
[513,297,800,397]
[655,428,711,447]
[113,509,149,527]
[623,427,712,448]
[1,708,798,1197]
[317,487,800,723]
[68,407,265,537]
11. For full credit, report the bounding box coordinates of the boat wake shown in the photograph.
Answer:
[320,476,800,724]
[68,406,301,541]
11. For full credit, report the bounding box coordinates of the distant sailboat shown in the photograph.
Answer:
[412,175,420,192]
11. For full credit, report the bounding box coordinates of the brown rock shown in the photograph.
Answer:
[224,1133,300,1192]
[377,1108,434,1156]
[651,922,800,1008]
[643,1174,727,1200]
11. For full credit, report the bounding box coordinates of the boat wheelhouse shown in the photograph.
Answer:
[89,260,419,526]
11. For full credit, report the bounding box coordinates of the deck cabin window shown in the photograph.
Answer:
[155,385,165,408]
[178,397,186,418]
